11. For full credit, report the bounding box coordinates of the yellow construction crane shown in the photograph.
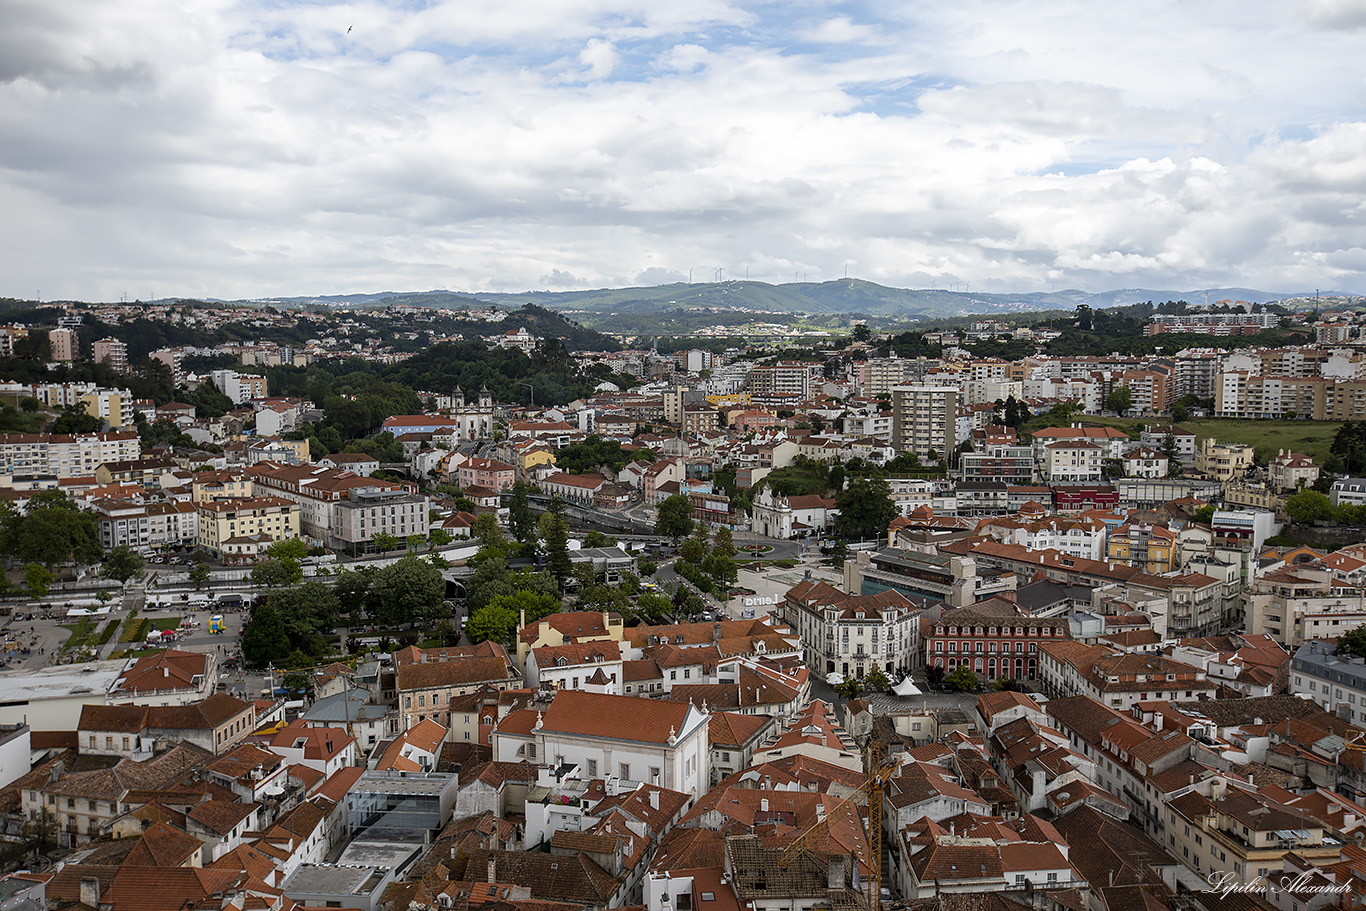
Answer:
[779,739,898,911]
[1344,731,1366,752]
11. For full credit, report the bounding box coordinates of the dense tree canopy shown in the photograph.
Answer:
[370,554,446,626]
[834,475,898,541]
[508,481,537,544]
[465,604,519,644]
[102,545,145,584]
[1339,625,1366,660]
[655,494,694,543]
[1285,489,1334,524]
[242,602,292,666]
[0,491,101,567]
[1330,422,1366,476]
[555,436,654,474]
[539,512,572,592]
[1105,386,1133,415]
[268,582,341,656]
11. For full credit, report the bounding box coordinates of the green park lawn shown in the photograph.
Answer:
[1041,415,1340,465]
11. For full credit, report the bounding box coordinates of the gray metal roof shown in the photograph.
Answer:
[1293,642,1366,690]
[302,688,389,724]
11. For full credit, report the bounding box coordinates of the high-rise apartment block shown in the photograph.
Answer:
[49,328,77,362]
[92,338,129,373]
[747,362,817,399]
[890,385,957,461]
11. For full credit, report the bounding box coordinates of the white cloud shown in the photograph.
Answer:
[797,16,889,46]
[1305,0,1366,29]
[578,38,619,79]
[1,0,1365,300]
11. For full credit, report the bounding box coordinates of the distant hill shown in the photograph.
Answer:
[473,281,1321,323]
[192,282,1358,327]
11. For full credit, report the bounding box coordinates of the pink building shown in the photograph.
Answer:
[457,457,514,492]
[731,409,778,432]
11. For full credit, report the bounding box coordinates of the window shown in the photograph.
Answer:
[587,759,598,777]
[652,766,661,781]
[105,736,113,750]
[88,735,96,749]
[620,763,630,779]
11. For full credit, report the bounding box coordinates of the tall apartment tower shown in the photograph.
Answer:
[49,328,77,362]
[92,337,129,373]
[891,385,958,461]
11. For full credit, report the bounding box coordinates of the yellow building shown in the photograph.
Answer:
[706,393,752,409]
[191,470,254,503]
[513,441,556,481]
[514,610,624,672]
[1195,437,1253,482]
[1167,783,1337,886]
[95,457,177,488]
[278,437,309,462]
[79,389,133,429]
[1105,523,1176,573]
[196,496,300,554]
[1222,480,1282,513]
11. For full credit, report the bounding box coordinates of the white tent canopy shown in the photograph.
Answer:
[892,678,923,697]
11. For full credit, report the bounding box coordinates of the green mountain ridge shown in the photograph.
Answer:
[231,281,1329,323]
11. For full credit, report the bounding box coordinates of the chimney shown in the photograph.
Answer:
[80,878,100,908]
[163,666,170,677]
[650,790,659,810]
[487,857,496,883]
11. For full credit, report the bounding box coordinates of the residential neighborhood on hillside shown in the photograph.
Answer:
[0,298,1359,911]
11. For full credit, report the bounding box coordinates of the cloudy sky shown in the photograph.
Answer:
[4,0,1366,302]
